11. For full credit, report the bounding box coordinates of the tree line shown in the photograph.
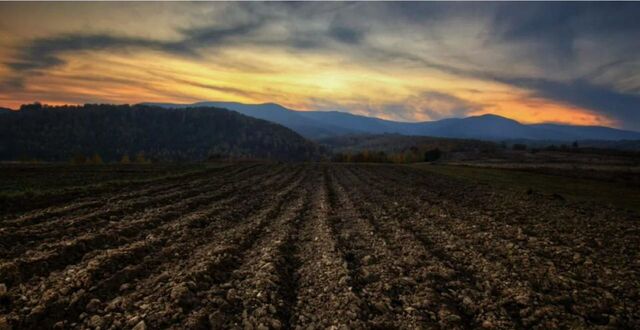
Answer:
[0,103,325,162]
[332,147,443,163]
[68,151,150,165]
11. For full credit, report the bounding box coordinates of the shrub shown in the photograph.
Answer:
[70,153,86,165]
[512,143,527,151]
[424,148,442,162]
[89,153,104,165]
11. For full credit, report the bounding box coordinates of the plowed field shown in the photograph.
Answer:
[0,163,638,329]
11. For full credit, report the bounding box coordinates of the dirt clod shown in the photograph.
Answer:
[132,320,146,330]
[0,316,11,330]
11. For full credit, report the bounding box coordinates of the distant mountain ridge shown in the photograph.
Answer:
[145,101,640,141]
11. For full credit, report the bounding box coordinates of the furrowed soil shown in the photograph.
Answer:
[0,163,638,329]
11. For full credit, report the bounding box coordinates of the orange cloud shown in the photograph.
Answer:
[478,99,613,126]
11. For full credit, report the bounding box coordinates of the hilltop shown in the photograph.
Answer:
[0,103,324,162]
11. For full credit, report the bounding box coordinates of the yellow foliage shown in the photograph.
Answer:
[134,152,150,164]
[89,153,104,165]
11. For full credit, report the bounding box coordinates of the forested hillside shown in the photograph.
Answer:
[0,103,323,162]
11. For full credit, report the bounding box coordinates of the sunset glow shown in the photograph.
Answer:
[1,2,639,129]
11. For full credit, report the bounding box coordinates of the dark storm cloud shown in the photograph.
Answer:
[487,2,640,68]
[6,19,266,73]
[328,25,363,44]
[7,34,187,72]
[326,12,367,45]
[491,2,640,42]
[362,2,640,74]
[178,20,265,48]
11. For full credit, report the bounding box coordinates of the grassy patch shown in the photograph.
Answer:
[411,163,640,212]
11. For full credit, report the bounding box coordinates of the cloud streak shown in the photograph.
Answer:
[6,19,267,74]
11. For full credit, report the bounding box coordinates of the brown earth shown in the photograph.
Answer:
[0,163,638,329]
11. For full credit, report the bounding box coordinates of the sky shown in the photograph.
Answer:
[0,2,639,129]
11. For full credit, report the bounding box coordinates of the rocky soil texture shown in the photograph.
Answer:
[0,163,638,329]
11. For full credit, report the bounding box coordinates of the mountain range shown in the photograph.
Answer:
[146,101,640,141]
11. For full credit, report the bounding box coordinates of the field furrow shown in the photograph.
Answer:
[288,166,366,329]
[337,165,505,329]
[0,164,241,218]
[0,165,286,286]
[1,165,300,328]
[132,166,307,329]
[0,163,637,329]
[181,169,312,329]
[354,165,639,328]
[0,164,260,254]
